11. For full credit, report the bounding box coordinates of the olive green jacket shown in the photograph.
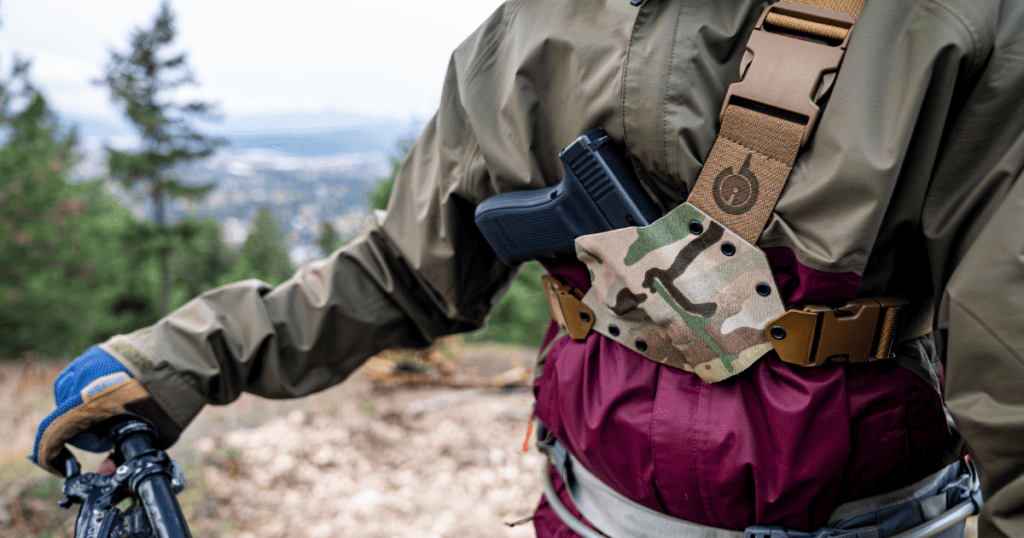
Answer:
[100,0,1024,535]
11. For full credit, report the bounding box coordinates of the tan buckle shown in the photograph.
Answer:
[721,2,855,147]
[541,275,594,341]
[766,297,908,367]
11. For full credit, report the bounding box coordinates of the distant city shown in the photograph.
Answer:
[65,111,422,267]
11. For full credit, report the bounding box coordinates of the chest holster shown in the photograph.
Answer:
[543,0,934,382]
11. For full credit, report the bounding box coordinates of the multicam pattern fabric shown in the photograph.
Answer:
[576,203,785,383]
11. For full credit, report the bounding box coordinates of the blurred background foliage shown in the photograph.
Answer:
[0,2,550,361]
[465,260,549,349]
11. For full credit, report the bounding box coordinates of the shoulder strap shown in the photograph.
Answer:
[687,0,865,244]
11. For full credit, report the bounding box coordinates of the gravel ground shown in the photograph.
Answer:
[196,386,543,538]
[172,345,547,538]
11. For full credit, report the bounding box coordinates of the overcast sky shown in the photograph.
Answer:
[0,0,507,124]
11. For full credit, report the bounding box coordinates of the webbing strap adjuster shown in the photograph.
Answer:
[721,2,856,147]
[767,297,908,367]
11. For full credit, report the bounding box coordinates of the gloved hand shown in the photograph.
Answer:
[32,346,157,476]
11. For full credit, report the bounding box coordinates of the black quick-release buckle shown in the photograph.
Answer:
[721,2,855,146]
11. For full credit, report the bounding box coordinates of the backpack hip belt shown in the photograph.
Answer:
[537,423,982,538]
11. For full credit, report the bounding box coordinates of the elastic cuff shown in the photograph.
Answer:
[141,362,208,436]
[99,338,207,448]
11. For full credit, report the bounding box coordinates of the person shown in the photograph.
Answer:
[32,0,1024,536]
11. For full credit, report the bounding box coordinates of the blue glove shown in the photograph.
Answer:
[32,346,155,475]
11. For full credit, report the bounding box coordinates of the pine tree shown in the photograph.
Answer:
[0,71,78,356]
[169,218,236,301]
[236,207,293,285]
[317,221,345,256]
[366,135,415,211]
[0,64,154,357]
[97,1,225,315]
[464,260,550,349]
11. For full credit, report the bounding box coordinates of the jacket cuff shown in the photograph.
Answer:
[100,334,207,445]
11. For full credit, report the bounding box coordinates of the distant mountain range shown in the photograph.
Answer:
[60,110,423,157]
[227,129,397,156]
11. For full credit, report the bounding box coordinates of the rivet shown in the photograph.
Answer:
[756,283,772,297]
[770,326,787,340]
[689,221,703,235]
[608,324,620,337]
[579,310,591,323]
[635,339,648,352]
[721,242,736,256]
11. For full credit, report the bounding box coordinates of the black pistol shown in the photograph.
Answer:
[474,128,659,265]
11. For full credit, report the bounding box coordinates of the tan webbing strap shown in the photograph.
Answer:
[687,0,862,244]
[764,13,850,42]
[687,106,803,244]
[766,0,864,42]
[782,0,865,18]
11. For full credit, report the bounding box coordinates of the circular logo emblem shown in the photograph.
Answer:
[712,153,759,215]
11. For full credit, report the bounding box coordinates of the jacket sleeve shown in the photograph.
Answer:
[99,4,524,442]
[917,3,1024,535]
[938,172,1024,538]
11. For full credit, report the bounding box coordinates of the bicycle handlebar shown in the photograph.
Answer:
[59,419,193,538]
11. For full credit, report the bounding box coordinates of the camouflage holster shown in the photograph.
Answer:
[576,202,785,383]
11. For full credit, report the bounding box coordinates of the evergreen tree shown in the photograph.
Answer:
[317,221,345,256]
[464,261,550,349]
[0,69,154,357]
[97,1,225,315]
[169,218,236,303]
[234,207,293,285]
[367,135,415,211]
